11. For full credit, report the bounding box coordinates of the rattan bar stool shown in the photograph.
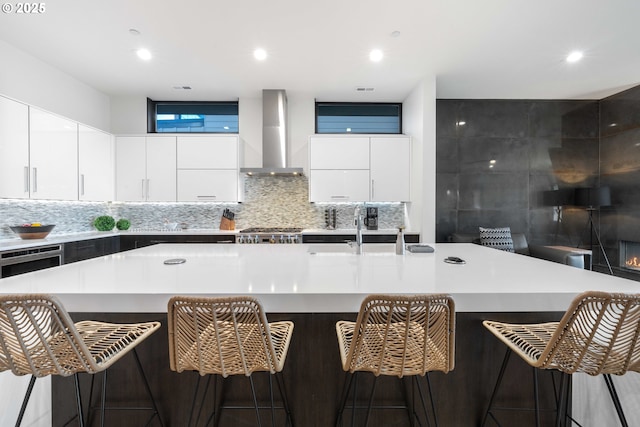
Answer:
[167,295,294,426]
[0,294,164,427]
[335,294,456,427]
[481,291,640,427]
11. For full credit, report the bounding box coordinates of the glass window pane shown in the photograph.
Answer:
[316,103,402,134]
[152,101,239,133]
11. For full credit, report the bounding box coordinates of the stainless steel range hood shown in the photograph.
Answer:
[241,89,304,176]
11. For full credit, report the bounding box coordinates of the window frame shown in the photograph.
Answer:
[147,98,239,134]
[314,101,403,134]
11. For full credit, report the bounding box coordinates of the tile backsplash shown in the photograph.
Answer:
[0,176,406,239]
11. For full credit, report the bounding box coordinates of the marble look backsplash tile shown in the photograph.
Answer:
[0,176,406,239]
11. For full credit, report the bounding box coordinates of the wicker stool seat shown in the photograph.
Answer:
[482,291,640,427]
[0,294,164,427]
[167,296,294,426]
[335,294,455,427]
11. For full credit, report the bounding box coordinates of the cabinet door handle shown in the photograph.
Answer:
[330,195,349,200]
[32,167,37,193]
[197,195,217,199]
[24,166,29,193]
[80,174,85,196]
[141,179,145,199]
[371,179,375,199]
[146,179,150,199]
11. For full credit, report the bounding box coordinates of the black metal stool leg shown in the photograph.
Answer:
[604,374,629,427]
[100,370,107,427]
[74,373,85,427]
[363,375,379,427]
[335,372,354,427]
[275,372,293,426]
[132,347,165,427]
[269,373,276,427]
[248,374,262,427]
[533,367,540,427]
[15,375,36,427]
[481,348,512,427]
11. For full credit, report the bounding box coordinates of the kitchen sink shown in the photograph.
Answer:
[307,243,397,255]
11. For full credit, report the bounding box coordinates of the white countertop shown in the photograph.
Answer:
[1,243,638,313]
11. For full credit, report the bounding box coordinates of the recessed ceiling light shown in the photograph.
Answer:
[390,30,401,38]
[129,28,140,36]
[136,48,152,61]
[566,51,583,63]
[369,49,383,62]
[253,48,267,61]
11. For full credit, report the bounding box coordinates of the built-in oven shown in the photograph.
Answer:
[0,244,63,278]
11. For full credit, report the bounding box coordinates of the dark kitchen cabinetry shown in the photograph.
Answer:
[63,237,120,264]
[119,234,236,251]
[302,233,419,244]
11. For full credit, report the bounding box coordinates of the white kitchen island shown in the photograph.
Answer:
[1,243,638,426]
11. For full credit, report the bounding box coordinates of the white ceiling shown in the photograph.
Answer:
[1,0,639,102]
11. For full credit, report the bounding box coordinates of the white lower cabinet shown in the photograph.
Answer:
[177,169,239,202]
[309,170,370,202]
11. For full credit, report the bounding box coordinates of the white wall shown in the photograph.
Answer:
[403,76,437,241]
[0,40,110,132]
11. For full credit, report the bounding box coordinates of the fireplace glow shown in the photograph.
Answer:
[620,241,640,272]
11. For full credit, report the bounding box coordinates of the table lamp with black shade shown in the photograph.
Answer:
[574,186,613,274]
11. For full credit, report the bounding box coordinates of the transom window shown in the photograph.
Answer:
[148,100,239,133]
[315,102,402,134]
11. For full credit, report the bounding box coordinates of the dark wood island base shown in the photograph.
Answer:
[53,311,563,426]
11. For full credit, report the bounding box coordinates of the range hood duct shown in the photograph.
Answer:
[241,89,304,176]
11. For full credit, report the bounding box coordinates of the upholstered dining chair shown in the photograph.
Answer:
[482,291,640,427]
[167,295,294,427]
[0,293,163,427]
[335,294,456,427]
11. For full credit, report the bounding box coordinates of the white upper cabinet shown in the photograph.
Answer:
[370,137,411,202]
[29,108,78,200]
[176,135,240,202]
[309,137,369,169]
[78,125,113,201]
[0,96,29,199]
[177,169,239,202]
[309,169,370,202]
[116,136,176,202]
[177,136,238,169]
[308,135,411,202]
[146,136,177,202]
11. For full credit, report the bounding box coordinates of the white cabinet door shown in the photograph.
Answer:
[370,137,411,202]
[309,137,369,169]
[177,169,238,202]
[115,136,146,201]
[0,96,29,198]
[146,136,176,201]
[78,125,113,201]
[309,170,370,202]
[177,136,238,169]
[29,108,78,200]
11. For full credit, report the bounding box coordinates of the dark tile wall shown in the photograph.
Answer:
[599,85,640,275]
[436,99,601,249]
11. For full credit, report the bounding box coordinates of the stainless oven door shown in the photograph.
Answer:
[0,244,63,278]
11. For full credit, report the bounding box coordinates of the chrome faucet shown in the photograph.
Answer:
[354,205,364,254]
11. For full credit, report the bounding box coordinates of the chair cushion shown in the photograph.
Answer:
[479,227,515,253]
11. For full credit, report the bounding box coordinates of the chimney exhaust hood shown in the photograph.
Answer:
[241,89,304,176]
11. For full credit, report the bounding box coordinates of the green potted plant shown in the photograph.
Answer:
[93,215,116,231]
[116,218,131,231]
